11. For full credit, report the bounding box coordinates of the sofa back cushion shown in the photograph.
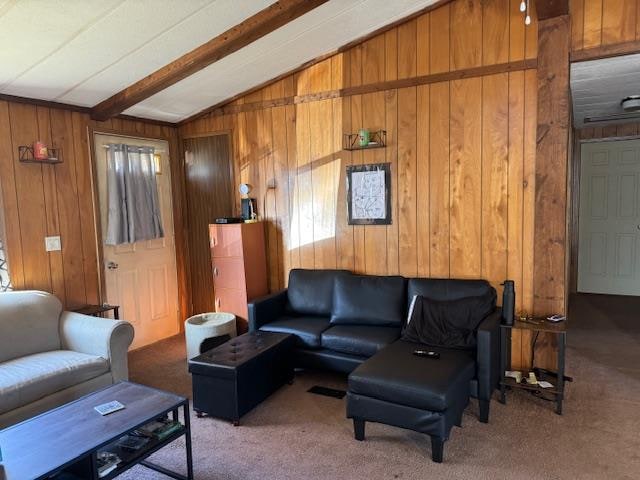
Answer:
[0,291,62,363]
[331,275,406,326]
[407,278,495,306]
[287,269,350,316]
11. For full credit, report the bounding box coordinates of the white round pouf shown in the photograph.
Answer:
[185,312,236,360]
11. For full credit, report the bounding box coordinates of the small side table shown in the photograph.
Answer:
[499,319,567,414]
[73,304,120,320]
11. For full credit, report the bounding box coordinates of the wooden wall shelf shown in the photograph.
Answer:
[18,145,62,164]
[343,130,386,151]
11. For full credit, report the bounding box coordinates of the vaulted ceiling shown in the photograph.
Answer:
[0,0,438,123]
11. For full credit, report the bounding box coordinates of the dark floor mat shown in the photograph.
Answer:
[307,385,347,399]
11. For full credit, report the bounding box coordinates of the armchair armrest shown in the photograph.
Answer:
[248,289,288,332]
[476,308,502,402]
[59,311,134,382]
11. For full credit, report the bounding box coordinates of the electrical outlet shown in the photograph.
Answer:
[45,236,61,252]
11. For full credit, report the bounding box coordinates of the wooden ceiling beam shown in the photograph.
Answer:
[90,0,328,121]
[534,0,569,20]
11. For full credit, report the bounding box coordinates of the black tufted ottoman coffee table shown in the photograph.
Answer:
[188,331,294,425]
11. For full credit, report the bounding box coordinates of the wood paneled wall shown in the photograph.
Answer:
[0,101,185,314]
[570,0,640,49]
[180,0,541,368]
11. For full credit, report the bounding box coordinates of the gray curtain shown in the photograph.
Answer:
[0,239,12,292]
[106,144,164,245]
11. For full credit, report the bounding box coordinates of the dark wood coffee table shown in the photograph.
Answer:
[0,382,192,480]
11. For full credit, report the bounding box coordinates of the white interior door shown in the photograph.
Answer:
[95,134,179,349]
[578,139,640,295]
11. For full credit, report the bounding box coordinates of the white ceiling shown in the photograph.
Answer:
[571,53,640,128]
[0,0,437,123]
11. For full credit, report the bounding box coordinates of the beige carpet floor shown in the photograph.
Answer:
[121,295,639,480]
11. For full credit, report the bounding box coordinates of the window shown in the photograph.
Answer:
[0,191,11,292]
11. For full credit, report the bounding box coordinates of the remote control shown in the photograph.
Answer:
[94,400,125,416]
[413,349,440,359]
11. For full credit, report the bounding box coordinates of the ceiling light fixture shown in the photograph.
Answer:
[522,0,531,26]
[621,95,640,111]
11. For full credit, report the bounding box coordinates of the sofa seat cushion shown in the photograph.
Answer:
[321,325,400,357]
[348,340,475,412]
[0,350,109,415]
[259,316,330,349]
[331,274,406,327]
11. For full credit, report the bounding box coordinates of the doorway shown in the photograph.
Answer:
[183,134,234,314]
[577,139,640,295]
[94,133,180,349]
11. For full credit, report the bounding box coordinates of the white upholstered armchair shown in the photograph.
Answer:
[0,291,134,428]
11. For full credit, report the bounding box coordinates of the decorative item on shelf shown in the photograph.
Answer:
[18,143,62,164]
[239,183,257,223]
[33,141,48,160]
[359,128,370,147]
[343,130,386,151]
[346,162,392,225]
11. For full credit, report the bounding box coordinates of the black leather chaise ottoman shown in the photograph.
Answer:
[346,340,475,462]
[188,331,294,425]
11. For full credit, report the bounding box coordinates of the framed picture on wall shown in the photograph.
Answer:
[346,163,391,225]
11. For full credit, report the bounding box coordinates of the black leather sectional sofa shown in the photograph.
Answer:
[248,269,502,462]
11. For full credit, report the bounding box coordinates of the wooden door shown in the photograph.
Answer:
[578,140,640,295]
[183,134,233,314]
[95,134,179,349]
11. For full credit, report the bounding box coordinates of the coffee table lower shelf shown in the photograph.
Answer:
[55,404,193,480]
[99,426,189,480]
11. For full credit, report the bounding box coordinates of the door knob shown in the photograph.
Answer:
[107,261,119,270]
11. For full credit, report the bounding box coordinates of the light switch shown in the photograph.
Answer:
[45,236,61,252]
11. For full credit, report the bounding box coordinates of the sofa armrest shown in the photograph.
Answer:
[476,308,502,401]
[59,311,134,382]
[248,289,288,332]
